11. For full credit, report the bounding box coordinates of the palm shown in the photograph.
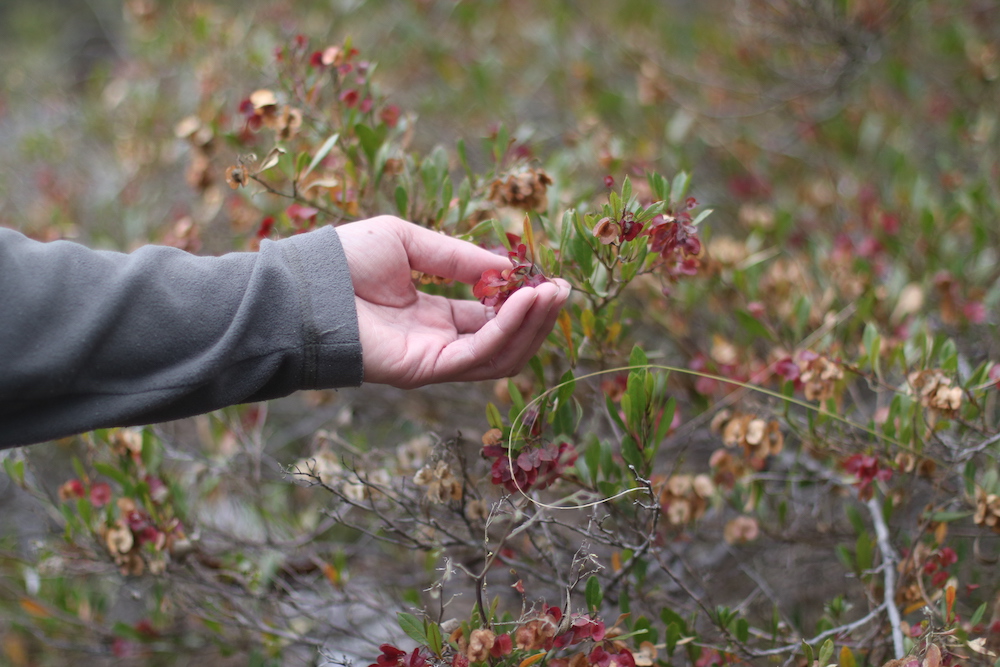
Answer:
[336,217,569,388]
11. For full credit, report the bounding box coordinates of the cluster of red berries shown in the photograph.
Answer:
[920,546,958,589]
[842,454,892,500]
[473,243,550,309]
[371,645,427,667]
[648,198,702,277]
[482,440,577,494]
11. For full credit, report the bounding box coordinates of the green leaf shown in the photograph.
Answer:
[930,510,973,522]
[735,309,773,341]
[571,219,595,277]
[648,171,668,201]
[661,606,689,635]
[621,435,642,469]
[845,505,865,534]
[585,438,601,485]
[394,185,409,218]
[492,219,511,251]
[355,123,384,164]
[112,621,147,642]
[618,586,630,617]
[629,345,648,369]
[75,497,92,525]
[835,544,854,571]
[585,575,603,611]
[456,139,472,179]
[485,402,504,430]
[457,178,471,224]
[818,638,834,667]
[939,338,959,374]
[653,396,676,448]
[735,617,749,643]
[72,457,87,482]
[855,532,873,575]
[302,133,339,181]
[141,430,161,473]
[557,370,576,407]
[3,457,25,485]
[971,601,988,626]
[590,262,610,298]
[397,612,429,646]
[426,621,443,657]
[801,641,814,665]
[625,372,647,432]
[94,462,129,487]
[670,171,691,203]
[690,208,713,225]
[665,622,680,656]
[507,380,526,422]
[492,124,509,165]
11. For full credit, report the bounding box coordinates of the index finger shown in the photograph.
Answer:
[402,222,512,285]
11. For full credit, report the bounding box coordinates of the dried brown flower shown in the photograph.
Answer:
[225,165,249,190]
[413,460,462,504]
[723,516,760,544]
[657,473,714,526]
[908,370,962,419]
[974,486,1000,533]
[467,629,495,662]
[488,168,552,212]
[800,354,843,402]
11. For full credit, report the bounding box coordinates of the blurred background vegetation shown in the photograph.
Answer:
[2,1,999,665]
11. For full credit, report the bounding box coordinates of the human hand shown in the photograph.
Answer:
[336,216,570,388]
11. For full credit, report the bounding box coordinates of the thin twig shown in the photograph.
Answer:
[754,602,888,657]
[867,496,904,659]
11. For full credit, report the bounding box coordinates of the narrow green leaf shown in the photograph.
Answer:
[112,621,147,641]
[660,607,688,635]
[3,457,25,485]
[397,612,429,646]
[590,262,610,298]
[930,510,973,522]
[71,457,87,482]
[626,372,647,431]
[302,133,339,180]
[855,532,873,574]
[355,123,382,164]
[690,207,713,225]
[970,601,988,626]
[585,575,603,611]
[456,139,472,179]
[670,171,690,203]
[621,435,642,469]
[94,462,129,487]
[557,370,576,407]
[735,309,773,341]
[426,622,443,657]
[457,178,471,224]
[735,617,749,643]
[801,641,814,665]
[653,397,676,447]
[665,622,680,656]
[485,402,504,430]
[585,438,601,485]
[818,638,834,667]
[491,219,511,251]
[394,185,408,218]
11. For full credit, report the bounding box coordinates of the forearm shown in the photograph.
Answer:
[0,226,362,448]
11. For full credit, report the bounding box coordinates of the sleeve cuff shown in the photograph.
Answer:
[271,226,364,388]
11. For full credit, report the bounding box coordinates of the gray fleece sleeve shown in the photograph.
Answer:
[0,225,363,448]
